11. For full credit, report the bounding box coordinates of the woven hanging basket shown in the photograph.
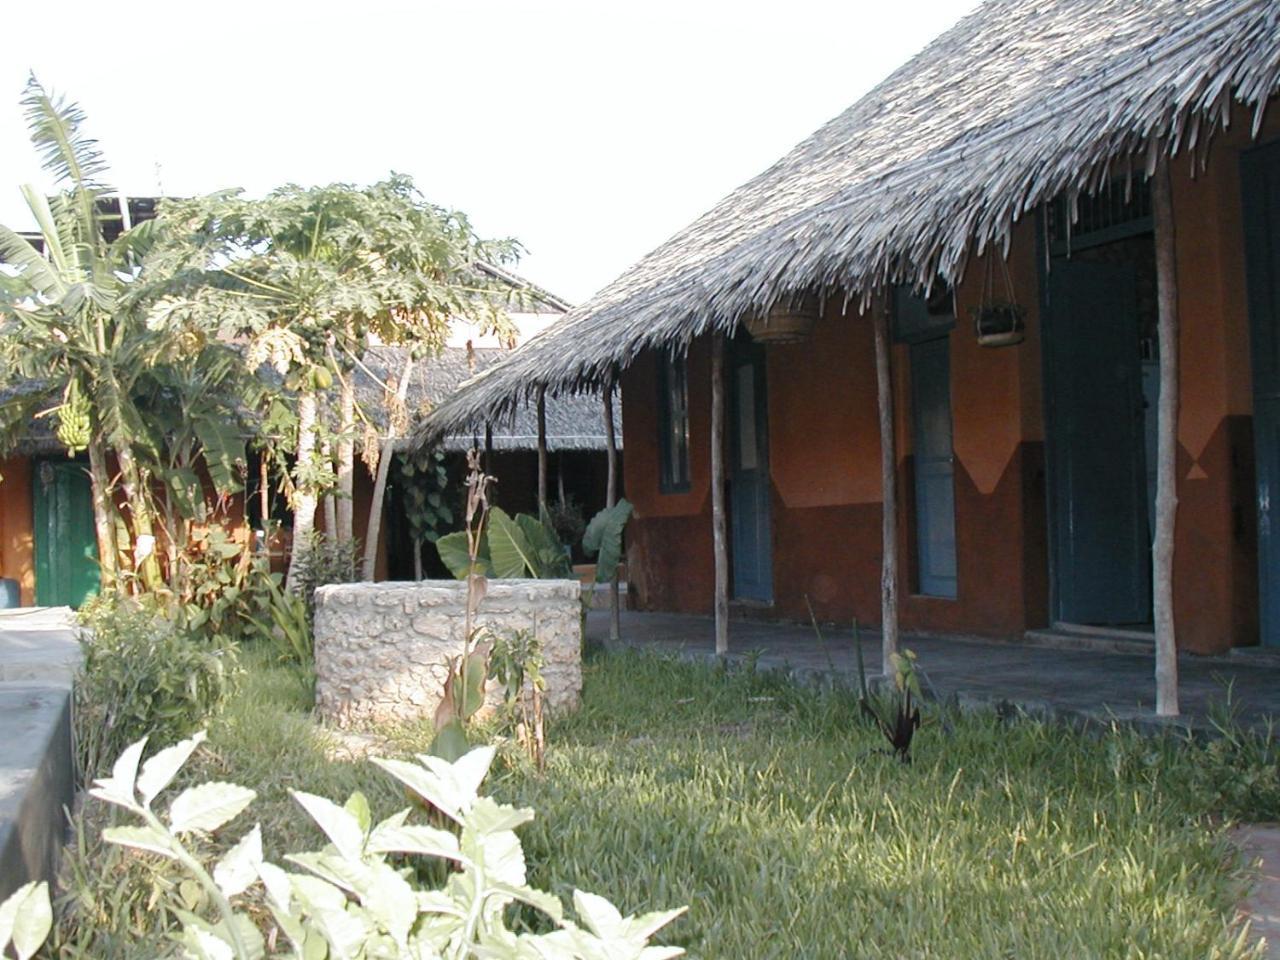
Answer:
[973,303,1026,347]
[744,296,819,343]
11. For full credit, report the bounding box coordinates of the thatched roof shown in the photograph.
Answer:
[420,0,1280,439]
[357,345,620,452]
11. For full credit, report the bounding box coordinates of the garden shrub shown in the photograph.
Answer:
[75,596,238,780]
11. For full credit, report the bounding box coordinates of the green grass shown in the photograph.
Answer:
[51,646,1279,959]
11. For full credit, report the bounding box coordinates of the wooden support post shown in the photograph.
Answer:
[537,385,548,515]
[484,422,493,471]
[604,378,621,641]
[711,335,729,656]
[873,301,900,678]
[1152,155,1180,717]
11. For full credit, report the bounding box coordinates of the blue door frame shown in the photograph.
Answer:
[728,339,773,603]
[1242,139,1280,647]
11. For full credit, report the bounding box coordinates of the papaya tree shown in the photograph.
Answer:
[154,179,521,592]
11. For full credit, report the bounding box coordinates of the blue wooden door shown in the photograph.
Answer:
[729,342,773,603]
[911,336,958,597]
[1045,258,1150,625]
[1242,139,1280,646]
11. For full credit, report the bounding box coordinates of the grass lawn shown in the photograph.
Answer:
[51,646,1276,959]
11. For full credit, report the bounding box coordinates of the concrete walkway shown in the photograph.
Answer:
[587,609,1280,733]
[0,607,81,901]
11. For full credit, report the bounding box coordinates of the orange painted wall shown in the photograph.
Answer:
[0,457,35,605]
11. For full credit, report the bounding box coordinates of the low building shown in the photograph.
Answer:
[424,0,1280,657]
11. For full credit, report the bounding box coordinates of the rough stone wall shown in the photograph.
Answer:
[313,580,582,728]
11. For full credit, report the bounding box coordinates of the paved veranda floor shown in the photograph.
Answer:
[586,608,1280,733]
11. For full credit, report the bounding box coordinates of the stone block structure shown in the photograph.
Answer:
[314,580,582,727]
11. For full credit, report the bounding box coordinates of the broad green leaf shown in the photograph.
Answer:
[256,861,294,910]
[0,881,51,960]
[344,791,372,834]
[427,720,470,764]
[434,531,472,580]
[290,875,368,960]
[136,730,207,807]
[372,756,466,823]
[585,500,633,583]
[468,796,535,835]
[366,821,463,862]
[364,861,417,948]
[573,889,624,939]
[102,825,176,859]
[194,415,246,495]
[179,926,234,960]
[285,852,372,898]
[372,747,495,824]
[468,826,526,887]
[488,881,564,923]
[90,735,148,810]
[487,506,536,578]
[620,906,690,944]
[214,824,263,898]
[169,781,256,835]
[291,791,365,861]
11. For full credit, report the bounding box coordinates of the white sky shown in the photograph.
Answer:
[0,0,977,306]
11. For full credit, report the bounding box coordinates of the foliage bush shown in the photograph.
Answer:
[75,597,238,780]
[85,732,685,959]
[292,529,360,623]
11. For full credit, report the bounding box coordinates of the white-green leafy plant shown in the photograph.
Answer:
[92,732,686,959]
[0,880,52,960]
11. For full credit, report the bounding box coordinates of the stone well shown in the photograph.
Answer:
[313,580,582,727]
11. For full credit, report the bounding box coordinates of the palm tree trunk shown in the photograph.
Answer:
[362,356,415,581]
[336,347,356,545]
[86,439,118,592]
[287,391,320,594]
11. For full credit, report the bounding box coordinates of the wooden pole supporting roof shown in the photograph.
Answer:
[1151,155,1181,717]
[603,379,621,642]
[536,385,548,512]
[711,336,729,656]
[873,302,900,678]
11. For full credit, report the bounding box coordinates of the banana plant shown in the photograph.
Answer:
[435,506,572,580]
[583,499,633,584]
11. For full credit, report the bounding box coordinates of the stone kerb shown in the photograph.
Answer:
[313,579,582,728]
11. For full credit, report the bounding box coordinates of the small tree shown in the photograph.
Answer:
[155,179,521,592]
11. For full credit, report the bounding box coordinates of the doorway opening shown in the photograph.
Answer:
[1043,185,1158,630]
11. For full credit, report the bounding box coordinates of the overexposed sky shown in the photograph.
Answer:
[0,1,977,305]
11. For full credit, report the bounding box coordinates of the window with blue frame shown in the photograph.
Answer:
[657,350,691,492]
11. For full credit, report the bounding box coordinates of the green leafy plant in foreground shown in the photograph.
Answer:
[0,881,52,960]
[90,731,685,959]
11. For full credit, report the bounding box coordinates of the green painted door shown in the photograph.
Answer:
[34,460,99,608]
[729,339,773,603]
[1242,139,1280,646]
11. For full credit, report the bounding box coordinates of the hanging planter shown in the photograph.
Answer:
[972,250,1026,348]
[973,302,1026,347]
[744,295,819,343]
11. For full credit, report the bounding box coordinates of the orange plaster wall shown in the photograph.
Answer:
[767,301,881,508]
[0,457,35,605]
[621,340,713,520]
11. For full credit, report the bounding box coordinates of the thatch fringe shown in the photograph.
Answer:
[416,0,1280,445]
